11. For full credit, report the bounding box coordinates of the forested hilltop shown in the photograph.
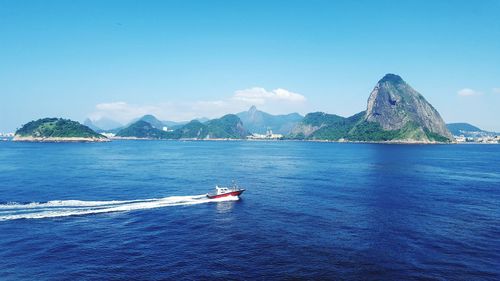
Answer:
[14,118,107,142]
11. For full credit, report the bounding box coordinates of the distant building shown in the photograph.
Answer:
[247,129,283,140]
[101,132,116,138]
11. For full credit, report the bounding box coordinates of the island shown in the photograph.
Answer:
[14,118,109,142]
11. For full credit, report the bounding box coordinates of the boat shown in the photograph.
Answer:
[206,183,245,199]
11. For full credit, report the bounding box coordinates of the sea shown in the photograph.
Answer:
[0,140,499,280]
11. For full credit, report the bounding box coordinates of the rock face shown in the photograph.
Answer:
[365,74,452,140]
[288,74,453,142]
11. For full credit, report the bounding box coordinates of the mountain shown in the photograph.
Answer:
[289,111,365,140]
[115,120,168,139]
[237,106,303,135]
[116,114,249,139]
[128,115,191,130]
[204,114,249,139]
[86,117,123,131]
[137,115,165,130]
[447,123,497,137]
[195,117,210,123]
[289,74,453,142]
[447,123,481,136]
[175,114,249,139]
[83,118,102,132]
[173,120,208,139]
[363,74,452,141]
[14,118,107,142]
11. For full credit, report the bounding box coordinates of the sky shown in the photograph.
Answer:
[1,0,499,132]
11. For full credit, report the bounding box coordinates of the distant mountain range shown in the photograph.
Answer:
[85,115,203,133]
[289,74,452,142]
[18,73,496,143]
[115,114,248,139]
[236,106,303,135]
[446,123,498,138]
[84,118,122,131]
[108,74,458,142]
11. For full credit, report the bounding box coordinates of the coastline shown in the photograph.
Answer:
[8,136,498,145]
[111,137,457,144]
[13,136,110,143]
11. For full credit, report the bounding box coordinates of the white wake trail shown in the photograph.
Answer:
[0,195,238,221]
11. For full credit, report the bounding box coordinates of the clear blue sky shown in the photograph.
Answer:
[1,0,499,132]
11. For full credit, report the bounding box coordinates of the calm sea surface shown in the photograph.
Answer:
[0,141,499,280]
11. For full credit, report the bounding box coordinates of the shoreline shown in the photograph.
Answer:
[13,136,110,143]
[111,137,457,145]
[8,136,499,145]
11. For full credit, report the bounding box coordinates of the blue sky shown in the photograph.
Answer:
[1,0,499,132]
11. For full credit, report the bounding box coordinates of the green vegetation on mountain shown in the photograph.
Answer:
[289,112,363,140]
[116,114,249,139]
[289,110,451,142]
[288,74,453,142]
[173,120,208,139]
[349,120,449,142]
[204,114,249,139]
[364,74,452,141]
[136,115,165,130]
[15,118,106,139]
[447,123,482,135]
[115,120,169,138]
[237,106,303,135]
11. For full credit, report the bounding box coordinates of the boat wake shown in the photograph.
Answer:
[0,194,239,221]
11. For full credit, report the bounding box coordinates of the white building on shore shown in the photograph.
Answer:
[247,129,283,140]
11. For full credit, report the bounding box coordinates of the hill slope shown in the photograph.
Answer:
[175,114,249,139]
[363,73,452,141]
[115,120,169,139]
[237,106,303,135]
[289,74,452,142]
[14,118,107,142]
[115,114,249,139]
[447,123,497,137]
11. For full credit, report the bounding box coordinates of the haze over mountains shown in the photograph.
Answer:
[115,114,248,139]
[446,123,499,138]
[236,106,303,135]
[17,73,494,143]
[86,74,456,142]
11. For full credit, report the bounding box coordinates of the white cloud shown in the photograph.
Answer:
[89,101,162,123]
[493,88,500,94]
[88,87,308,123]
[233,87,306,104]
[457,88,482,97]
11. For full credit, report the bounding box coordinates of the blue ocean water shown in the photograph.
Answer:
[0,141,499,280]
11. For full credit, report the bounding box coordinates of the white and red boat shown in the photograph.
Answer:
[206,183,245,199]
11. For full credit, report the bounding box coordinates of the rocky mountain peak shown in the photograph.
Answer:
[365,74,452,140]
[248,105,258,114]
[378,73,405,85]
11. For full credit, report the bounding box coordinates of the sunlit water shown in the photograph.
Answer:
[0,141,499,280]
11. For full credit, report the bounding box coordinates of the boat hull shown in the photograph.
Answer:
[206,189,245,199]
